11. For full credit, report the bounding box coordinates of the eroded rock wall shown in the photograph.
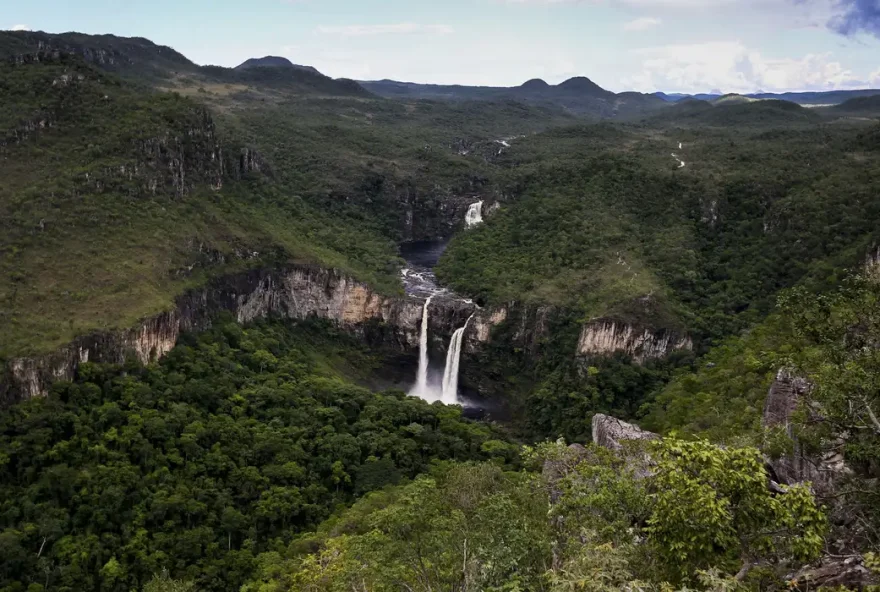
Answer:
[762,369,848,493]
[577,319,693,364]
[0,266,475,406]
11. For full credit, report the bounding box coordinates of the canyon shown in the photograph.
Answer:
[0,259,692,407]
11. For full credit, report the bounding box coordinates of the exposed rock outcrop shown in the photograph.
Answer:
[788,556,878,589]
[591,413,659,451]
[762,369,848,493]
[577,319,692,364]
[0,266,473,406]
[98,110,269,197]
[6,43,126,68]
[466,304,553,354]
[471,307,509,344]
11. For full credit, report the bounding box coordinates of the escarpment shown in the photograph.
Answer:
[577,319,693,364]
[122,112,270,197]
[0,266,476,406]
[1,51,268,196]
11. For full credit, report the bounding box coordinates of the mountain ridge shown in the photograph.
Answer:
[0,31,372,98]
[235,55,321,75]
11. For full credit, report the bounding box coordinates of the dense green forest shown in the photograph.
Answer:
[0,318,514,591]
[242,440,826,591]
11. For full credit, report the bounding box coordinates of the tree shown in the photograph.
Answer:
[647,439,826,583]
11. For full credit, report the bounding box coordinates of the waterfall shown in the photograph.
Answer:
[441,314,475,404]
[465,201,483,228]
[410,295,435,401]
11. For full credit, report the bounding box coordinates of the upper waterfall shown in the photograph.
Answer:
[465,201,484,228]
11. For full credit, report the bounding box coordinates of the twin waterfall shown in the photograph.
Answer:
[409,297,473,405]
[407,201,484,404]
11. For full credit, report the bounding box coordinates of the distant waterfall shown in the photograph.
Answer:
[465,201,483,228]
[411,295,434,399]
[441,313,475,404]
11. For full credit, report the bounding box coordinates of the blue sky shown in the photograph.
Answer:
[5,0,880,93]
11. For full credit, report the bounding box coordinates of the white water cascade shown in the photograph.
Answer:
[441,314,475,404]
[410,295,435,400]
[465,201,484,228]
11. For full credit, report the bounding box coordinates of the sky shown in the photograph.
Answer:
[4,0,880,94]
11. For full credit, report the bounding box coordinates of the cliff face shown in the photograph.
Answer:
[0,266,474,406]
[762,369,847,493]
[359,171,500,242]
[83,108,268,198]
[467,304,552,354]
[577,319,693,364]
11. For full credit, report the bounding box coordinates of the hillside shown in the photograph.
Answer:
[830,93,880,116]
[646,98,822,127]
[0,53,406,358]
[437,117,880,343]
[0,30,371,99]
[361,76,667,118]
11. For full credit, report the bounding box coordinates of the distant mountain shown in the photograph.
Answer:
[829,94,880,115]
[0,30,197,82]
[360,76,666,118]
[556,76,611,97]
[750,89,880,105]
[520,78,550,91]
[235,56,321,75]
[713,94,754,105]
[649,97,821,127]
[655,88,880,106]
[0,31,371,97]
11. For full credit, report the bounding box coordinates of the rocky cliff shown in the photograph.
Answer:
[467,304,553,354]
[577,319,693,364]
[591,413,659,451]
[2,52,269,198]
[762,369,848,494]
[0,266,474,406]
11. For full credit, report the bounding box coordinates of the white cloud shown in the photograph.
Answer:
[315,24,454,37]
[624,40,870,93]
[10,24,30,31]
[623,17,662,31]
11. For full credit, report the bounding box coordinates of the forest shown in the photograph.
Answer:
[0,319,514,591]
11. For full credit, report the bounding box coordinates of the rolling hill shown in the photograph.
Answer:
[361,76,667,118]
[0,30,371,98]
[656,88,880,106]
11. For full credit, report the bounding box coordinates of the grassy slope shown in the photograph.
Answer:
[0,58,405,358]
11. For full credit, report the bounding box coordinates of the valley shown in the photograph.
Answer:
[1,28,880,592]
